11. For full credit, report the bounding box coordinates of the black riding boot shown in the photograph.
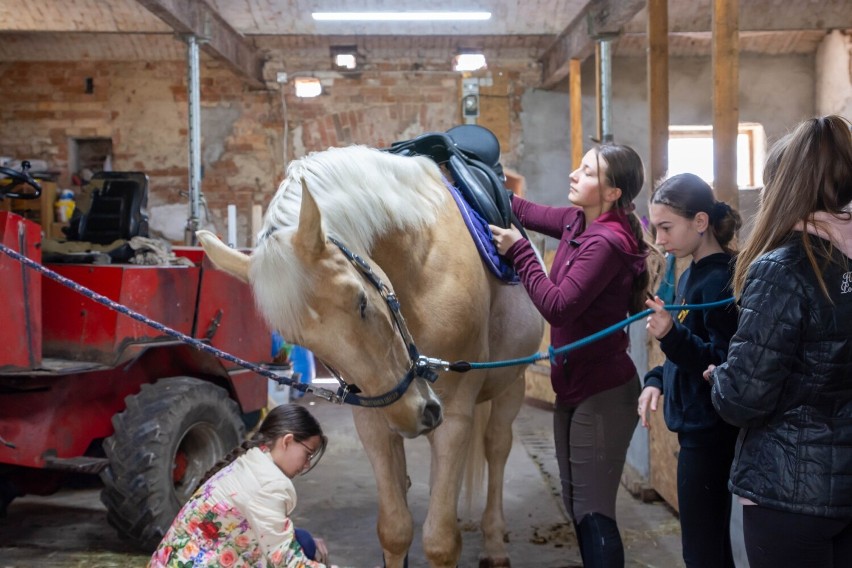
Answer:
[576,513,625,568]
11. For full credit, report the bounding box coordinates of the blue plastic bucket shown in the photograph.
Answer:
[290,345,316,385]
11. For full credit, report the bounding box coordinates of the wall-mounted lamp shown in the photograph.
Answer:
[331,46,359,70]
[452,52,487,72]
[294,77,322,98]
[461,77,480,124]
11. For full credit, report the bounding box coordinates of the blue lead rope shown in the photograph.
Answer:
[0,241,734,398]
[448,297,736,372]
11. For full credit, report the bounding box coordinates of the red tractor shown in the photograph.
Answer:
[0,164,272,550]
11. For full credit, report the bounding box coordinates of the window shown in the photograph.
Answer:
[294,77,322,98]
[668,123,766,188]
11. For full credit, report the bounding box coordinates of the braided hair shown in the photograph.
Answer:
[199,404,327,487]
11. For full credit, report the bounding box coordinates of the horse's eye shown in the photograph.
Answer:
[358,293,368,319]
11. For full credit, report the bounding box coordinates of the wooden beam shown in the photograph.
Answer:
[136,0,264,88]
[669,0,852,32]
[539,0,645,90]
[647,0,669,190]
[569,59,583,169]
[712,0,739,207]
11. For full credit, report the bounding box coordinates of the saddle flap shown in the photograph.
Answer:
[446,155,511,228]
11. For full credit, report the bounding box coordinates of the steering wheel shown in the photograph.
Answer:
[0,160,42,199]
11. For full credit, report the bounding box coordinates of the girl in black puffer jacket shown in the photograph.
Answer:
[707,115,852,568]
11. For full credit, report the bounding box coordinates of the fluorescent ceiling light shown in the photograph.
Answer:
[313,11,491,22]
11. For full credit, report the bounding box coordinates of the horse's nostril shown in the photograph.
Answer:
[423,400,443,429]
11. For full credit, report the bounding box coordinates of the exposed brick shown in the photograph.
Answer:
[0,56,533,240]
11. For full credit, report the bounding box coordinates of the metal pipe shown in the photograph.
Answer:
[185,35,202,245]
[599,37,614,143]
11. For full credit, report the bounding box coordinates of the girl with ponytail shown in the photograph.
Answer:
[638,173,741,567]
[490,143,657,567]
[150,404,341,568]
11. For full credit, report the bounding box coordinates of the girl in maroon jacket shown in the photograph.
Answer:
[490,143,652,567]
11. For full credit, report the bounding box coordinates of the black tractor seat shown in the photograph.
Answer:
[44,171,150,264]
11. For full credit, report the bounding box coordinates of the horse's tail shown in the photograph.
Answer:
[460,400,490,517]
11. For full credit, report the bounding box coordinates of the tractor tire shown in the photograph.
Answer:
[100,376,245,551]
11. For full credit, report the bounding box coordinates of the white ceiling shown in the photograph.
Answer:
[0,0,589,36]
[0,1,849,80]
[206,0,590,36]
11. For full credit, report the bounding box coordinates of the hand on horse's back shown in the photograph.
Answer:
[488,224,522,256]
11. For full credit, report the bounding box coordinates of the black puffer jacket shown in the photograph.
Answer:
[710,232,852,518]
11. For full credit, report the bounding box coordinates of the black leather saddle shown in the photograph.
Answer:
[387,125,513,229]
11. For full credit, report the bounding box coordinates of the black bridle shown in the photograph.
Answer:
[318,235,444,407]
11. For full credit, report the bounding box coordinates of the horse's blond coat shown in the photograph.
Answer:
[199,145,543,568]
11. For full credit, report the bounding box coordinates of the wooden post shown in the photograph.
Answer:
[569,59,583,169]
[712,0,739,207]
[647,0,669,192]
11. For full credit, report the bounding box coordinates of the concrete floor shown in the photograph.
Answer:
[0,397,685,568]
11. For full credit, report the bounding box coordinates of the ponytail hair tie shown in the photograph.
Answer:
[709,201,729,222]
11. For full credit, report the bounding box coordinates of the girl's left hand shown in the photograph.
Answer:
[703,364,716,382]
[488,224,523,255]
[645,295,674,339]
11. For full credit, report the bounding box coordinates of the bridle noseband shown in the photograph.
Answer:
[317,235,443,407]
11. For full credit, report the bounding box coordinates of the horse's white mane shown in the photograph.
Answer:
[251,145,447,336]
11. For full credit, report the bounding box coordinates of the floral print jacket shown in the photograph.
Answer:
[149,447,335,568]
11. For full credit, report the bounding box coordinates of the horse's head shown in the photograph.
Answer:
[197,175,443,438]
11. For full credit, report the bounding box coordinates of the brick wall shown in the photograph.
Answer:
[0,53,538,244]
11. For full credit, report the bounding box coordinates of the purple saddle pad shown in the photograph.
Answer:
[443,177,518,284]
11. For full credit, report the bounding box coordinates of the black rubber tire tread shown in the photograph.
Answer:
[99,376,245,551]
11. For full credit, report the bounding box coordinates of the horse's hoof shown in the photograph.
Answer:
[478,557,511,568]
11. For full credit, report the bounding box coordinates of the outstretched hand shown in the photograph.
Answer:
[645,295,674,339]
[488,224,523,256]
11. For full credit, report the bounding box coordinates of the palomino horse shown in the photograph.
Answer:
[198,145,543,567]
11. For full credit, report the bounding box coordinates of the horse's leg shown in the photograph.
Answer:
[422,408,474,568]
[352,406,412,568]
[479,373,525,568]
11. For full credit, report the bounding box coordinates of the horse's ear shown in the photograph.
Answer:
[196,229,250,283]
[293,178,325,257]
